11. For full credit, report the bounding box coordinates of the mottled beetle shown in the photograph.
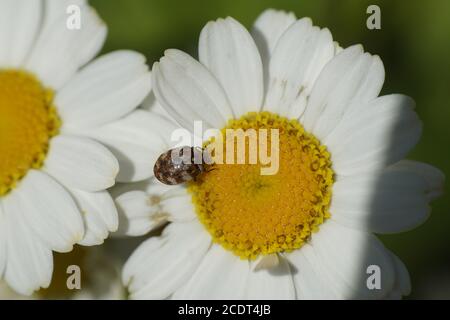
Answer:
[153,146,211,185]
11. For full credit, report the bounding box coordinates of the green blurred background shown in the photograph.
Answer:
[90,0,450,299]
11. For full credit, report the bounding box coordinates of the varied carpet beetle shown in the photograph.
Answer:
[153,146,208,185]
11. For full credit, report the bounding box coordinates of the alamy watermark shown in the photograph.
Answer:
[366,264,382,290]
[367,5,381,30]
[65,4,382,33]
[66,264,81,290]
[66,5,81,30]
[170,121,280,176]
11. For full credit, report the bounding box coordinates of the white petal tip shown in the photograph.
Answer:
[253,253,280,272]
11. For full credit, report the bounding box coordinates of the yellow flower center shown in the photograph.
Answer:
[0,70,60,197]
[189,112,334,259]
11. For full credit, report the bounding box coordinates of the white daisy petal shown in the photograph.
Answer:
[87,110,179,183]
[69,189,118,246]
[199,17,264,116]
[325,94,421,176]
[153,49,233,130]
[114,191,161,237]
[57,51,151,130]
[43,0,87,28]
[113,180,195,237]
[25,3,106,89]
[251,9,296,79]
[160,194,196,222]
[2,198,53,295]
[245,255,296,299]
[264,18,334,118]
[0,0,42,68]
[309,221,395,299]
[390,160,445,201]
[44,135,119,192]
[126,221,211,300]
[303,45,385,140]
[122,231,166,286]
[8,170,83,252]
[334,41,344,55]
[144,177,177,195]
[387,250,411,297]
[143,180,196,222]
[173,244,249,299]
[331,168,432,234]
[252,9,296,60]
[141,92,172,118]
[288,245,342,299]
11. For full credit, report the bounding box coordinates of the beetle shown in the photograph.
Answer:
[153,146,210,185]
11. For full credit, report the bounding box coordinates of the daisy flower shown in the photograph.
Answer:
[117,9,444,299]
[0,0,151,295]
